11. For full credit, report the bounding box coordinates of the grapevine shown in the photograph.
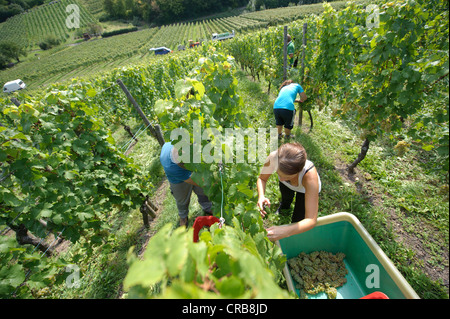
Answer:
[124,46,288,298]
[1,0,447,300]
[221,0,448,171]
[0,78,149,297]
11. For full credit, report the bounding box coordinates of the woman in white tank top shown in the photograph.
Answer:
[257,143,321,241]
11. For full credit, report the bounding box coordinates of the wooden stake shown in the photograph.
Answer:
[301,23,307,83]
[144,202,157,218]
[299,23,308,127]
[10,97,21,106]
[283,26,288,81]
[116,79,164,146]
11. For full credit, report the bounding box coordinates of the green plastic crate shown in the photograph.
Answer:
[277,212,419,299]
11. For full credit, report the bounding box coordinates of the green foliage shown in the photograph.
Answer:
[124,47,288,298]
[0,0,97,49]
[0,0,353,90]
[90,51,200,125]
[0,79,151,297]
[1,86,147,243]
[325,0,448,138]
[102,0,249,24]
[37,36,61,50]
[125,221,289,298]
[225,0,449,171]
[1,0,447,300]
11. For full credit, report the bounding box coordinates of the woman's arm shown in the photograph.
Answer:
[266,167,319,241]
[257,173,272,217]
[295,92,307,103]
[257,152,277,217]
[299,91,307,102]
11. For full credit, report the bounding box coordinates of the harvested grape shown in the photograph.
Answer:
[288,251,348,299]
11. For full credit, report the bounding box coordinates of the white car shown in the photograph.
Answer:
[3,79,26,93]
[211,30,235,41]
[149,47,172,55]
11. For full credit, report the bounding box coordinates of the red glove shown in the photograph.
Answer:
[360,292,389,299]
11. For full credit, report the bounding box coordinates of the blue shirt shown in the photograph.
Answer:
[273,83,304,111]
[160,142,192,184]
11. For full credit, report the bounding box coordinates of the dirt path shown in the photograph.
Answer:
[137,179,169,258]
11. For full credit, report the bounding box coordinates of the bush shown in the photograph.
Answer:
[38,36,62,50]
[0,41,27,65]
[0,53,10,69]
[101,26,138,38]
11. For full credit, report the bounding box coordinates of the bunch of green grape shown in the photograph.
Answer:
[288,251,348,299]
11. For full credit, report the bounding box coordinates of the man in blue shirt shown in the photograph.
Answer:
[160,142,212,227]
[273,80,307,139]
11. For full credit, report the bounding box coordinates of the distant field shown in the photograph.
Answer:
[0,1,355,91]
[0,0,97,49]
[0,28,159,89]
[78,0,105,18]
[241,1,350,23]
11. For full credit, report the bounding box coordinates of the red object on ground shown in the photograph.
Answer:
[193,216,220,242]
[360,292,389,299]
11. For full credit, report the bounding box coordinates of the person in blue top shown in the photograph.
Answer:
[273,79,307,139]
[160,142,212,227]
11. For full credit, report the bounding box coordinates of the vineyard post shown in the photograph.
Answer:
[4,98,21,128]
[116,79,165,146]
[283,26,287,81]
[298,23,307,127]
[10,97,21,106]
[301,23,307,83]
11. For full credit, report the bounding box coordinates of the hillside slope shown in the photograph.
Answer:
[0,1,353,91]
[0,0,97,49]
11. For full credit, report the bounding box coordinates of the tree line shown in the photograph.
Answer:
[253,0,328,11]
[0,0,45,22]
[102,0,249,24]
[102,0,331,25]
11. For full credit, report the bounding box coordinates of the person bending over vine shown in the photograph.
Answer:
[257,142,321,241]
[273,80,307,140]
